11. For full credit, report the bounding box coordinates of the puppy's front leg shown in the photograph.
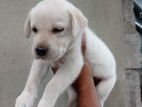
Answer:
[15,59,49,107]
[38,55,83,107]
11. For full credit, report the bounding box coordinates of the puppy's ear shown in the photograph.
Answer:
[24,13,31,38]
[68,8,88,37]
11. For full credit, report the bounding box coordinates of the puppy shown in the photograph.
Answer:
[15,0,116,107]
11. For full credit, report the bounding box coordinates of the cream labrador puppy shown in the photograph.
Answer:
[15,0,116,107]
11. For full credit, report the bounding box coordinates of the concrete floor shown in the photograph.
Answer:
[0,0,129,107]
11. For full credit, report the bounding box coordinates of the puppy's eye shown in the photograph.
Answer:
[32,27,38,33]
[52,27,64,33]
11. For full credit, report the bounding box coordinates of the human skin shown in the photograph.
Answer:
[72,60,101,107]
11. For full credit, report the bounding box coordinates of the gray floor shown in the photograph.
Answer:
[0,0,128,107]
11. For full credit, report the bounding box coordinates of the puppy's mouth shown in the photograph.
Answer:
[35,53,61,62]
[34,47,66,62]
[35,55,47,60]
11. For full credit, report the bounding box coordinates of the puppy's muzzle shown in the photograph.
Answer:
[35,47,48,57]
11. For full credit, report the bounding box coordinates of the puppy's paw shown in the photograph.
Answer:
[15,91,36,107]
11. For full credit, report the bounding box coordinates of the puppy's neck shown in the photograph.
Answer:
[67,30,86,51]
[51,31,86,72]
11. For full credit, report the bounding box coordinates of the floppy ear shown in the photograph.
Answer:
[24,13,31,38]
[68,8,88,37]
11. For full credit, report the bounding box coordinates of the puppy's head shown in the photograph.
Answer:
[25,0,88,62]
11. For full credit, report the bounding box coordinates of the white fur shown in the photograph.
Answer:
[15,0,116,107]
[67,87,77,107]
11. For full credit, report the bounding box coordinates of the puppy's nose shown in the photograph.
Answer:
[35,48,48,56]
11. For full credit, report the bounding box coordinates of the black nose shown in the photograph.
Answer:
[35,48,48,56]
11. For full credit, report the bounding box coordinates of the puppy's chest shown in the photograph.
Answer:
[51,58,64,74]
